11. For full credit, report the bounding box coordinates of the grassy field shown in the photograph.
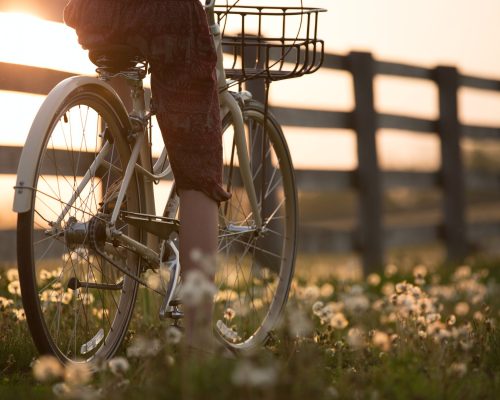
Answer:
[0,256,499,400]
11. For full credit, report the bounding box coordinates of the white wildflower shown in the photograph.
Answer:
[288,307,313,337]
[6,268,19,282]
[108,357,129,376]
[232,360,278,388]
[165,326,183,345]
[329,313,349,330]
[180,270,217,307]
[32,355,64,382]
[320,283,335,298]
[448,362,467,378]
[347,327,365,349]
[126,336,161,358]
[367,273,381,286]
[7,280,21,296]
[64,362,92,386]
[372,330,391,352]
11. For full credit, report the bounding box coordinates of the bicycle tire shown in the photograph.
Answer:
[214,99,298,352]
[17,84,145,363]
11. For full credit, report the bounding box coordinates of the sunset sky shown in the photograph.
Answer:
[1,0,500,227]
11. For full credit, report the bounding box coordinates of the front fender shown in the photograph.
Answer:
[13,76,129,213]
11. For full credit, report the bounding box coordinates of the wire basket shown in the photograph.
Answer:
[215,5,326,82]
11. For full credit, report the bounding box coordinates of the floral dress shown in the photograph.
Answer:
[64,0,231,203]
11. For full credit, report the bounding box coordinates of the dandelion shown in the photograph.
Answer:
[61,291,73,305]
[12,308,26,321]
[384,264,398,278]
[320,283,335,298]
[6,268,19,282]
[92,308,109,320]
[51,267,63,279]
[52,382,71,397]
[448,362,467,378]
[145,271,162,291]
[372,330,391,352]
[64,362,92,386]
[288,307,313,337]
[7,280,21,296]
[395,281,409,294]
[453,265,471,281]
[329,312,349,330]
[0,296,13,309]
[381,282,395,296]
[343,294,370,313]
[460,339,474,351]
[214,289,239,303]
[297,285,320,303]
[473,311,484,322]
[126,336,161,358]
[231,360,278,388]
[108,357,130,376]
[413,264,428,279]
[165,326,183,345]
[454,302,470,316]
[224,307,236,321]
[39,269,52,281]
[312,301,324,315]
[32,355,64,382]
[190,248,216,275]
[326,386,339,399]
[78,292,95,306]
[180,270,217,307]
[367,273,381,286]
[347,327,365,349]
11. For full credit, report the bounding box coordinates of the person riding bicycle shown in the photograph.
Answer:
[63,0,231,353]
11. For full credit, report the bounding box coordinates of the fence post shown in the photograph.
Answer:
[348,51,383,274]
[435,66,467,262]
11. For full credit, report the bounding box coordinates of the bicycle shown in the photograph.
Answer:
[13,0,325,364]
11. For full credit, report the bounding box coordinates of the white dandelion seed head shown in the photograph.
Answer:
[32,355,64,383]
[6,268,19,282]
[180,270,217,307]
[108,357,130,376]
[367,273,381,286]
[7,280,21,296]
[329,312,349,330]
[0,296,14,309]
[320,283,335,298]
[231,360,278,388]
[223,307,236,321]
[126,336,161,358]
[64,362,92,387]
[371,330,391,352]
[165,326,183,345]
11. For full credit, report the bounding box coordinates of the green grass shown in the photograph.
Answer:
[0,258,499,400]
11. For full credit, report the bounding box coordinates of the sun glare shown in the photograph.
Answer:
[0,11,94,74]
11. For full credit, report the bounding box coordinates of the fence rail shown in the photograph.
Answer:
[1,5,500,272]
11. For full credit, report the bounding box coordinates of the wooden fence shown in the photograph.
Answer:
[2,3,500,273]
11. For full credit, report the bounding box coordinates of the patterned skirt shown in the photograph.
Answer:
[64,0,231,203]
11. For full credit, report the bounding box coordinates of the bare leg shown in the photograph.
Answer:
[179,189,218,350]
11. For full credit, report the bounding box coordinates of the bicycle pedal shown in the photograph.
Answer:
[121,211,179,240]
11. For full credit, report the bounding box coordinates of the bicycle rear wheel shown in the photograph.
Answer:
[214,99,297,351]
[17,84,144,363]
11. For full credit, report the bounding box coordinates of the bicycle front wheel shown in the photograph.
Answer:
[215,99,297,352]
[17,84,144,363]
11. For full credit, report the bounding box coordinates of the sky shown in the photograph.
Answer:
[0,0,500,227]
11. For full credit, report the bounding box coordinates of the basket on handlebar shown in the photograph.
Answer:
[215,5,326,82]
